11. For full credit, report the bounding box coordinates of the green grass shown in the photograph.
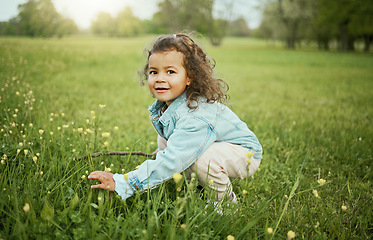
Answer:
[0,36,372,239]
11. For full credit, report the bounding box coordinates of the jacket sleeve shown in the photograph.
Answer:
[114,116,217,200]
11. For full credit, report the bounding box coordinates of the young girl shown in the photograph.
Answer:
[88,33,262,203]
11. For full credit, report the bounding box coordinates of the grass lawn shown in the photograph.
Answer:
[0,36,372,239]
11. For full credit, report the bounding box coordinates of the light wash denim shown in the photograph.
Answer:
[113,92,262,200]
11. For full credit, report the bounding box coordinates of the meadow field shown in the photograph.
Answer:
[0,36,372,239]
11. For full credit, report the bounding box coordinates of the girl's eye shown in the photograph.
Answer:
[149,71,157,75]
[167,70,175,74]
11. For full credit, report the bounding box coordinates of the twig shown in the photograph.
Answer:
[74,151,154,161]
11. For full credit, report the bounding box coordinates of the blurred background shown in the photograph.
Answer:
[0,0,372,52]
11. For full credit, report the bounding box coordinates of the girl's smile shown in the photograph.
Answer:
[148,50,190,106]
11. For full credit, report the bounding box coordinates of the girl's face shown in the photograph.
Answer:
[148,50,191,106]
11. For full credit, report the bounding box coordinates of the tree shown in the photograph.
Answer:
[229,17,250,37]
[116,7,143,37]
[56,17,78,38]
[91,12,116,36]
[18,0,60,37]
[154,0,234,46]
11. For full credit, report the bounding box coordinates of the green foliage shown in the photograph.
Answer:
[90,7,143,37]
[0,36,372,239]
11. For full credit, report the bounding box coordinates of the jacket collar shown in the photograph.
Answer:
[148,92,187,123]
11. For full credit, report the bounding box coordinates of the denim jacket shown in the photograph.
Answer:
[113,93,262,200]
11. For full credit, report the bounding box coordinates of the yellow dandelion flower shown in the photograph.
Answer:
[102,132,110,138]
[99,104,106,109]
[98,197,102,201]
[242,190,248,195]
[16,91,20,95]
[61,113,65,117]
[245,152,254,159]
[36,153,40,157]
[317,178,326,186]
[227,235,235,240]
[19,142,23,147]
[266,227,273,235]
[135,165,140,169]
[63,125,69,129]
[1,160,4,165]
[114,126,119,131]
[341,205,347,211]
[81,175,86,180]
[312,189,320,198]
[105,166,111,172]
[209,179,214,185]
[50,132,53,136]
[15,109,18,113]
[86,119,90,124]
[39,129,44,135]
[24,149,28,155]
[104,141,109,147]
[86,129,93,134]
[123,174,129,180]
[40,171,43,175]
[33,156,37,163]
[23,203,30,212]
[173,173,183,184]
[57,127,61,131]
[287,230,296,240]
[77,128,83,133]
[180,224,187,230]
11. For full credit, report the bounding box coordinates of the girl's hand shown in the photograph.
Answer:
[88,171,115,191]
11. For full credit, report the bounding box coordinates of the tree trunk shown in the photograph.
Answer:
[363,34,373,52]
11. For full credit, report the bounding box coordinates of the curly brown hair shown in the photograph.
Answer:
[139,33,229,109]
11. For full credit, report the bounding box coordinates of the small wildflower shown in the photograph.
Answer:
[245,152,254,159]
[39,129,44,135]
[50,132,53,136]
[317,178,326,186]
[173,173,183,184]
[287,230,296,240]
[227,235,235,240]
[99,104,106,109]
[61,113,65,117]
[63,125,69,129]
[180,224,187,230]
[104,141,109,147]
[24,149,28,155]
[98,196,102,201]
[81,175,86,180]
[135,165,140,169]
[1,160,4,165]
[177,187,181,192]
[77,128,83,133]
[32,156,37,163]
[104,166,111,172]
[341,205,347,211]
[57,127,61,131]
[242,190,248,195]
[123,174,129,180]
[150,141,155,145]
[107,185,110,190]
[266,227,273,235]
[40,171,43,175]
[19,142,23,147]
[36,153,40,157]
[209,179,214,185]
[114,126,119,131]
[102,132,110,138]
[23,203,30,212]
[312,189,320,198]
[86,119,90,124]
[86,129,93,134]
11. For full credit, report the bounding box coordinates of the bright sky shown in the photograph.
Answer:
[0,0,261,30]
